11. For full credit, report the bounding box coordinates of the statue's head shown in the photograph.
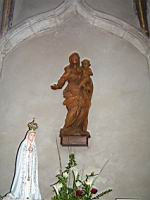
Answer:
[26,118,38,142]
[27,130,36,143]
[81,59,91,68]
[69,52,80,66]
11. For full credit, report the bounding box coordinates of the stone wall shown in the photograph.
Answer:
[0,12,150,200]
[0,1,150,200]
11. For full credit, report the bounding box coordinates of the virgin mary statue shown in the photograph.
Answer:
[3,119,42,200]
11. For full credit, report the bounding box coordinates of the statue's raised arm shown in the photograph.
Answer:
[51,66,70,90]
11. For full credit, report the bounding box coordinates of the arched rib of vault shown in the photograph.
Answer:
[0,0,150,78]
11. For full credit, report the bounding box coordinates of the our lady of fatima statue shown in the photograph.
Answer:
[3,119,42,200]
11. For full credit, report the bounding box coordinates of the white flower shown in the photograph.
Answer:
[85,176,95,186]
[76,180,81,187]
[63,172,68,178]
[53,183,63,194]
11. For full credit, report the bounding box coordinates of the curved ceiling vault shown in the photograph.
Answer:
[0,0,150,78]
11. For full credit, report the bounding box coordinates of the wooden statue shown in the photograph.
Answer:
[51,53,93,146]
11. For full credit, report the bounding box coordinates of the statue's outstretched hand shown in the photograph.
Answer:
[51,84,59,90]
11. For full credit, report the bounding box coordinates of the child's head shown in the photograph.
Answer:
[81,59,91,69]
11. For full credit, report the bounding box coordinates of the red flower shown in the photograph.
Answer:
[91,188,98,194]
[76,189,85,197]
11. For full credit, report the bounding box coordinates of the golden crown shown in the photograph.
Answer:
[27,118,38,131]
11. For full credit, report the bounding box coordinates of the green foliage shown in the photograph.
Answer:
[65,154,77,171]
[51,154,112,200]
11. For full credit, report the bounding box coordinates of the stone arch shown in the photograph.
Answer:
[0,0,150,78]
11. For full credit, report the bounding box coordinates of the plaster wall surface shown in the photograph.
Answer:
[86,0,138,27]
[13,0,65,26]
[12,0,139,28]
[0,15,150,200]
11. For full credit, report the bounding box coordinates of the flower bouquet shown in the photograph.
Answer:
[51,153,112,200]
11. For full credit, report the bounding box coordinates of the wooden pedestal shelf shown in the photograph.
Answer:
[60,134,90,146]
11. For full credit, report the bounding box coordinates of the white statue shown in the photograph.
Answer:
[3,119,42,200]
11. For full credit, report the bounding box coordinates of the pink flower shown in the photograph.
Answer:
[91,188,98,194]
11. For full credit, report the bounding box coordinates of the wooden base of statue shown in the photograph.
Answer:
[60,128,90,146]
